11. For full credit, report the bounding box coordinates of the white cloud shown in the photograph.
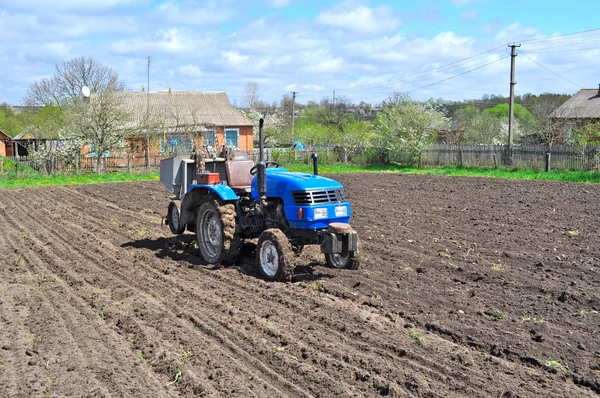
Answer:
[452,0,482,5]
[316,3,400,35]
[265,0,291,8]
[112,28,216,56]
[178,64,204,78]
[220,51,250,66]
[495,23,540,41]
[1,0,145,11]
[155,1,234,25]
[459,9,479,21]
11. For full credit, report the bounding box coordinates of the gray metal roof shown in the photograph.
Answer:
[120,91,254,127]
[550,89,600,119]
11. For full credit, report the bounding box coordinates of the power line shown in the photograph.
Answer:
[407,55,510,94]
[525,46,600,54]
[518,27,600,44]
[518,50,582,89]
[526,36,600,52]
[347,46,506,92]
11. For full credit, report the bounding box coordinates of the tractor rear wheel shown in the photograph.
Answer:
[256,229,294,282]
[167,200,185,235]
[196,198,238,264]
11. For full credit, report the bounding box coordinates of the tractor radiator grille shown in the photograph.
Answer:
[292,189,347,205]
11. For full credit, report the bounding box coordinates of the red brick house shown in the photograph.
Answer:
[0,130,13,157]
[119,90,254,156]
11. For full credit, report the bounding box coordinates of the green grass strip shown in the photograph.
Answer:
[0,157,159,189]
[0,172,159,189]
[283,162,600,183]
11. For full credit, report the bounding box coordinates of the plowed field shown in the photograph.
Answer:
[0,174,599,397]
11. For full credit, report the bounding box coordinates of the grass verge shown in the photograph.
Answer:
[283,162,600,183]
[0,157,159,189]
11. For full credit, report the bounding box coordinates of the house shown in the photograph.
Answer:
[551,85,600,141]
[9,131,55,158]
[120,90,255,156]
[0,130,13,157]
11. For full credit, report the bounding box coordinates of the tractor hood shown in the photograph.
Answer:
[251,168,344,201]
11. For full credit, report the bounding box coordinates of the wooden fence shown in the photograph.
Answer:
[422,144,600,171]
[9,153,174,174]
[8,144,600,174]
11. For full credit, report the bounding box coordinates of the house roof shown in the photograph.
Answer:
[0,129,11,139]
[120,91,254,128]
[550,89,600,119]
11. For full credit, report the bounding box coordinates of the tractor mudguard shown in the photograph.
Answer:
[189,183,238,202]
[178,184,238,226]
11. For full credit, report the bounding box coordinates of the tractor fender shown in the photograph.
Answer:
[179,184,238,226]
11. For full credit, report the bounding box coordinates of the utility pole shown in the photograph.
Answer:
[146,56,151,168]
[507,43,520,165]
[291,91,297,143]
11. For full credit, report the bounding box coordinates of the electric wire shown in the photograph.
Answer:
[518,50,583,89]
[517,27,600,44]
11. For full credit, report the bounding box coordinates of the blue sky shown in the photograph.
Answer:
[0,0,599,106]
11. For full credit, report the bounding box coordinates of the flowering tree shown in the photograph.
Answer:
[374,93,450,165]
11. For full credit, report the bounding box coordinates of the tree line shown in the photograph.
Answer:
[4,56,596,172]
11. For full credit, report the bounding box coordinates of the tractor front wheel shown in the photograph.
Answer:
[167,200,185,235]
[325,252,359,269]
[256,229,294,282]
[196,199,238,264]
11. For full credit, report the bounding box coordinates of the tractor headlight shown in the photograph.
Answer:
[314,208,328,219]
[334,205,348,217]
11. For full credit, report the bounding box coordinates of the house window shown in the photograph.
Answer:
[563,121,577,144]
[225,129,239,148]
[160,135,193,153]
[204,130,216,147]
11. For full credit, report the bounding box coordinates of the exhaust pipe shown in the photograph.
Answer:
[258,118,267,206]
[311,153,318,175]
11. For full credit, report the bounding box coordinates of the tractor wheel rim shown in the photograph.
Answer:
[329,253,349,268]
[170,205,180,229]
[260,241,279,277]
[201,210,221,257]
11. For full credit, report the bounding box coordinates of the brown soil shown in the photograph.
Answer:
[0,174,598,397]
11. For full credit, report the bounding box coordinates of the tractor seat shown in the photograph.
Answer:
[225,160,254,194]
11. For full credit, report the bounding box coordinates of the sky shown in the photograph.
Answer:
[0,0,599,107]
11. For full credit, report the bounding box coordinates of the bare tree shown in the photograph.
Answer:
[243,81,260,109]
[528,99,563,149]
[65,90,137,173]
[24,57,126,107]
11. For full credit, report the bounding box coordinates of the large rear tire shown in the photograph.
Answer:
[256,229,294,282]
[167,200,185,235]
[196,198,238,264]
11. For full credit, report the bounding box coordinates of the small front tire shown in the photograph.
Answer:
[325,252,359,269]
[256,229,294,282]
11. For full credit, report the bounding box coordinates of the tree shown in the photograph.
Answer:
[65,90,137,172]
[24,57,126,108]
[453,106,503,144]
[243,81,260,110]
[374,93,450,165]
[570,120,600,170]
[522,98,564,148]
[0,103,26,137]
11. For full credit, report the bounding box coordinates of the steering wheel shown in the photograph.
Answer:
[250,161,280,175]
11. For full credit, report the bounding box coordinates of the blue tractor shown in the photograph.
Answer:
[160,119,359,281]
